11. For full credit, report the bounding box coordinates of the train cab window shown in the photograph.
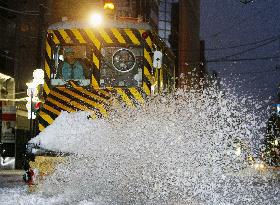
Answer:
[100,47,143,87]
[50,45,92,86]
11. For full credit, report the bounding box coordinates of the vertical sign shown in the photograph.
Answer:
[1,105,16,143]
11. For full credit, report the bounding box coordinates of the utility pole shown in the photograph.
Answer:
[36,4,46,69]
[178,0,202,90]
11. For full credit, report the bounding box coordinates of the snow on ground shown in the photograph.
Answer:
[1,87,279,204]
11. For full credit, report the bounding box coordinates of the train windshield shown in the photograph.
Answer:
[100,46,143,87]
[50,45,92,86]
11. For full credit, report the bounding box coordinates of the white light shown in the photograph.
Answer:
[26,82,37,89]
[33,69,44,80]
[33,69,44,85]
[235,147,241,156]
[89,13,103,26]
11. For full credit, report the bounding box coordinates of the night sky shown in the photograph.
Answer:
[201,0,280,102]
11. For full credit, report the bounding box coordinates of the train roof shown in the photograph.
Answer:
[48,20,152,30]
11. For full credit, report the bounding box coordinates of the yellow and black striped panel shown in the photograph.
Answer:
[38,81,112,131]
[39,27,156,131]
[38,82,147,131]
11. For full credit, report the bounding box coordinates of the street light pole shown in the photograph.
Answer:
[29,90,33,140]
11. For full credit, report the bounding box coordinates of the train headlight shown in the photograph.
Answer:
[112,49,136,72]
[89,13,103,26]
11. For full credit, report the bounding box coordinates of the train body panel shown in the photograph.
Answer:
[38,20,175,131]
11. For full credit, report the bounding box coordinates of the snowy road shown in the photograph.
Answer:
[0,170,279,205]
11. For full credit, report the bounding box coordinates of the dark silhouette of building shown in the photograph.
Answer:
[0,1,16,78]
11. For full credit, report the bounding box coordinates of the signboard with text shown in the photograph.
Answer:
[0,104,16,143]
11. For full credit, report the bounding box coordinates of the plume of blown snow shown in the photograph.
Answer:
[29,86,277,204]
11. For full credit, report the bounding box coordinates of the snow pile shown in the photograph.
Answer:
[30,111,111,155]
[27,86,278,204]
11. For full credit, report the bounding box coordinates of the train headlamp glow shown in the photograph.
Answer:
[89,13,103,26]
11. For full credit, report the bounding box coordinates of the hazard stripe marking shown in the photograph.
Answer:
[39,111,54,125]
[143,82,151,96]
[46,41,51,59]
[118,29,133,45]
[129,87,145,104]
[111,28,126,44]
[124,29,140,45]
[72,29,86,44]
[56,88,107,115]
[69,82,107,103]
[84,29,101,48]
[104,28,119,44]
[116,88,134,107]
[43,104,60,116]
[48,30,59,44]
[43,82,50,95]
[144,66,152,83]
[58,29,72,44]
[144,48,152,65]
[39,124,45,132]
[99,29,113,44]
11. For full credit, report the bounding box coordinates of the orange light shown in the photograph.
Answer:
[104,3,115,10]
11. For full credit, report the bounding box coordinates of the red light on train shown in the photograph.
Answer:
[142,32,149,39]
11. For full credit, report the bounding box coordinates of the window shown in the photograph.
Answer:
[100,46,143,87]
[50,45,92,86]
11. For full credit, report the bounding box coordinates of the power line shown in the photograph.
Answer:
[218,69,279,76]
[0,53,16,61]
[209,38,279,62]
[0,5,39,16]
[205,35,279,51]
[204,0,280,39]
[207,55,280,63]
[171,34,280,52]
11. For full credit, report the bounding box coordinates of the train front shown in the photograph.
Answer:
[23,17,175,186]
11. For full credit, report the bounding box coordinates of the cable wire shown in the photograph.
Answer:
[209,38,279,62]
[204,0,280,39]
[207,55,280,63]
[0,5,39,16]
[205,35,279,51]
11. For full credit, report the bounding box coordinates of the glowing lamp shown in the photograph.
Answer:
[34,101,42,110]
[142,32,149,39]
[89,13,103,26]
[104,2,115,10]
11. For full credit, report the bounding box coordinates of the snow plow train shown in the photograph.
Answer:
[23,16,176,186]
